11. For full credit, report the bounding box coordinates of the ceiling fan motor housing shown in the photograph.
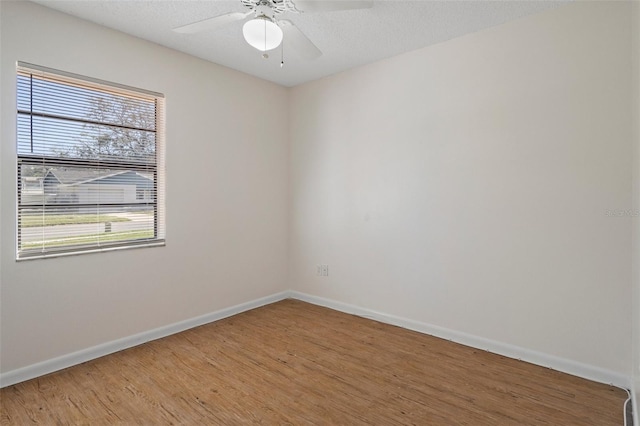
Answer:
[242,0,288,17]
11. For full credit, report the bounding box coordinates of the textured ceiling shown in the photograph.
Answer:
[30,0,568,87]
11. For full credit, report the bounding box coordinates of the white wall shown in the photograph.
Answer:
[0,0,3,370]
[632,0,640,415]
[0,1,289,373]
[289,1,633,377]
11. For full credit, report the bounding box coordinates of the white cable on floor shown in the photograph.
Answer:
[623,388,632,426]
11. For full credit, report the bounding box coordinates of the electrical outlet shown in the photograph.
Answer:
[316,264,329,277]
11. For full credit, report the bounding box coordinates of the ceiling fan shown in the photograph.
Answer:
[172,0,373,63]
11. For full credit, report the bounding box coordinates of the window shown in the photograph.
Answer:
[16,62,165,259]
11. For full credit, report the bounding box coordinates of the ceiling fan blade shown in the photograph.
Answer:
[173,11,252,34]
[279,20,322,60]
[291,0,373,13]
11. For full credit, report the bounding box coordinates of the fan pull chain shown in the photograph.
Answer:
[280,38,285,68]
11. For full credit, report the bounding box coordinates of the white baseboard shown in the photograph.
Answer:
[1,289,632,397]
[0,291,291,388]
[288,291,631,390]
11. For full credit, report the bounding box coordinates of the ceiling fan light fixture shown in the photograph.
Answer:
[242,16,283,52]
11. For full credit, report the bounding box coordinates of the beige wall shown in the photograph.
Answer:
[1,0,636,392]
[289,1,633,376]
[0,1,289,373]
[632,0,640,414]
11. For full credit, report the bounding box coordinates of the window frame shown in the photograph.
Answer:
[16,62,166,260]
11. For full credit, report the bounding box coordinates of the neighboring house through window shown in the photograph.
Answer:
[16,62,165,259]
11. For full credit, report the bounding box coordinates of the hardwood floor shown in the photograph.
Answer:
[0,299,627,425]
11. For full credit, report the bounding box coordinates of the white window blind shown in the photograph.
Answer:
[16,62,165,260]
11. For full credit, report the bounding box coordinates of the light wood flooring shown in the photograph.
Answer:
[0,299,627,425]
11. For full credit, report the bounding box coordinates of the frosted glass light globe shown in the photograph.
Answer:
[243,17,283,52]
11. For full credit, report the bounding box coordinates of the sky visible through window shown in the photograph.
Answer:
[17,74,156,162]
